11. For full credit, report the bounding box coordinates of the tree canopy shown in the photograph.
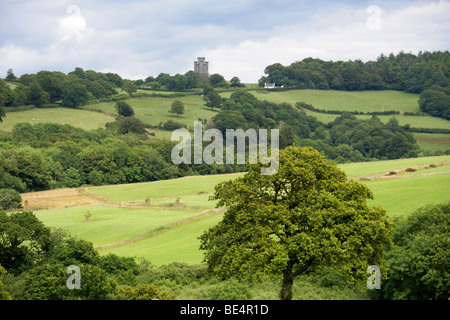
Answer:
[199,146,393,300]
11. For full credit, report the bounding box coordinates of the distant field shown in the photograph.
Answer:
[338,155,450,178]
[0,107,115,131]
[223,89,421,113]
[34,205,204,248]
[99,211,224,265]
[88,173,245,202]
[364,174,450,217]
[82,95,217,138]
[25,155,449,265]
[414,133,450,153]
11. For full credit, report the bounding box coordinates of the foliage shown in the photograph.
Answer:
[0,211,52,274]
[169,100,185,116]
[260,51,450,93]
[117,117,147,134]
[377,202,450,300]
[419,85,450,119]
[0,264,12,300]
[115,101,135,117]
[61,81,89,108]
[22,262,116,300]
[122,80,138,96]
[113,283,176,300]
[199,146,393,300]
[0,188,23,210]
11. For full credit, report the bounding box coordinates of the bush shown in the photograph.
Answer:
[113,283,176,300]
[163,120,185,131]
[0,189,23,210]
[115,101,134,117]
[117,117,147,134]
[378,202,450,300]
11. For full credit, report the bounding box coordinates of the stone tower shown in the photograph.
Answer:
[194,57,209,79]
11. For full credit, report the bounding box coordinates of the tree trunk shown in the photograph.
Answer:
[280,270,294,300]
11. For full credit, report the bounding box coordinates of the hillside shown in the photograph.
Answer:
[24,155,450,266]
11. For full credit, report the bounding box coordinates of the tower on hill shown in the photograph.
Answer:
[194,57,209,79]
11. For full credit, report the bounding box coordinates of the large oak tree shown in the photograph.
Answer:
[200,146,393,300]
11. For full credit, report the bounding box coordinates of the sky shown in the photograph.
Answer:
[0,0,449,83]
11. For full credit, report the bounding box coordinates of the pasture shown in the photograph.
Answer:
[29,155,450,266]
[0,107,116,131]
[231,89,422,114]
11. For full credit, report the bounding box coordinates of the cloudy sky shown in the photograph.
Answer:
[0,0,449,83]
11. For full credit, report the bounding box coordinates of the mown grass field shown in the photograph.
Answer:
[82,94,217,139]
[30,155,450,266]
[226,89,422,113]
[35,205,204,248]
[0,107,116,131]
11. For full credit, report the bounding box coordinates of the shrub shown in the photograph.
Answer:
[0,189,23,210]
[163,120,185,131]
[378,202,450,300]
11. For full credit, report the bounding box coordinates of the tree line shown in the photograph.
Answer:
[259,51,449,94]
[0,88,422,198]
[207,89,420,162]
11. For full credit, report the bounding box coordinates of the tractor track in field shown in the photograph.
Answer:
[94,207,224,250]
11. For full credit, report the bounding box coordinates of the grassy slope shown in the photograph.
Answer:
[87,173,245,202]
[31,155,450,265]
[82,94,217,139]
[236,89,421,113]
[0,107,116,131]
[35,205,205,247]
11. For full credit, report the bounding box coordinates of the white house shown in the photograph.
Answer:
[264,83,276,89]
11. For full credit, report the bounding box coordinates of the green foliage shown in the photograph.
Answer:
[0,211,52,274]
[200,146,393,300]
[62,167,82,188]
[113,283,176,300]
[203,90,223,111]
[23,263,116,300]
[163,119,184,131]
[378,202,450,300]
[115,101,135,117]
[209,73,228,88]
[122,80,138,96]
[61,81,89,108]
[230,76,245,88]
[117,117,147,134]
[0,188,23,210]
[169,100,185,116]
[419,85,450,119]
[261,51,449,93]
[48,236,100,267]
[0,264,12,300]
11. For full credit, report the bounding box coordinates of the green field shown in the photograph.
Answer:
[82,94,217,139]
[338,155,450,178]
[414,132,450,153]
[232,89,422,114]
[34,205,204,247]
[31,156,450,266]
[0,107,116,131]
[87,173,245,203]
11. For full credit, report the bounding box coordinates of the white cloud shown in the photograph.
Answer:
[204,0,450,82]
[0,0,448,82]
